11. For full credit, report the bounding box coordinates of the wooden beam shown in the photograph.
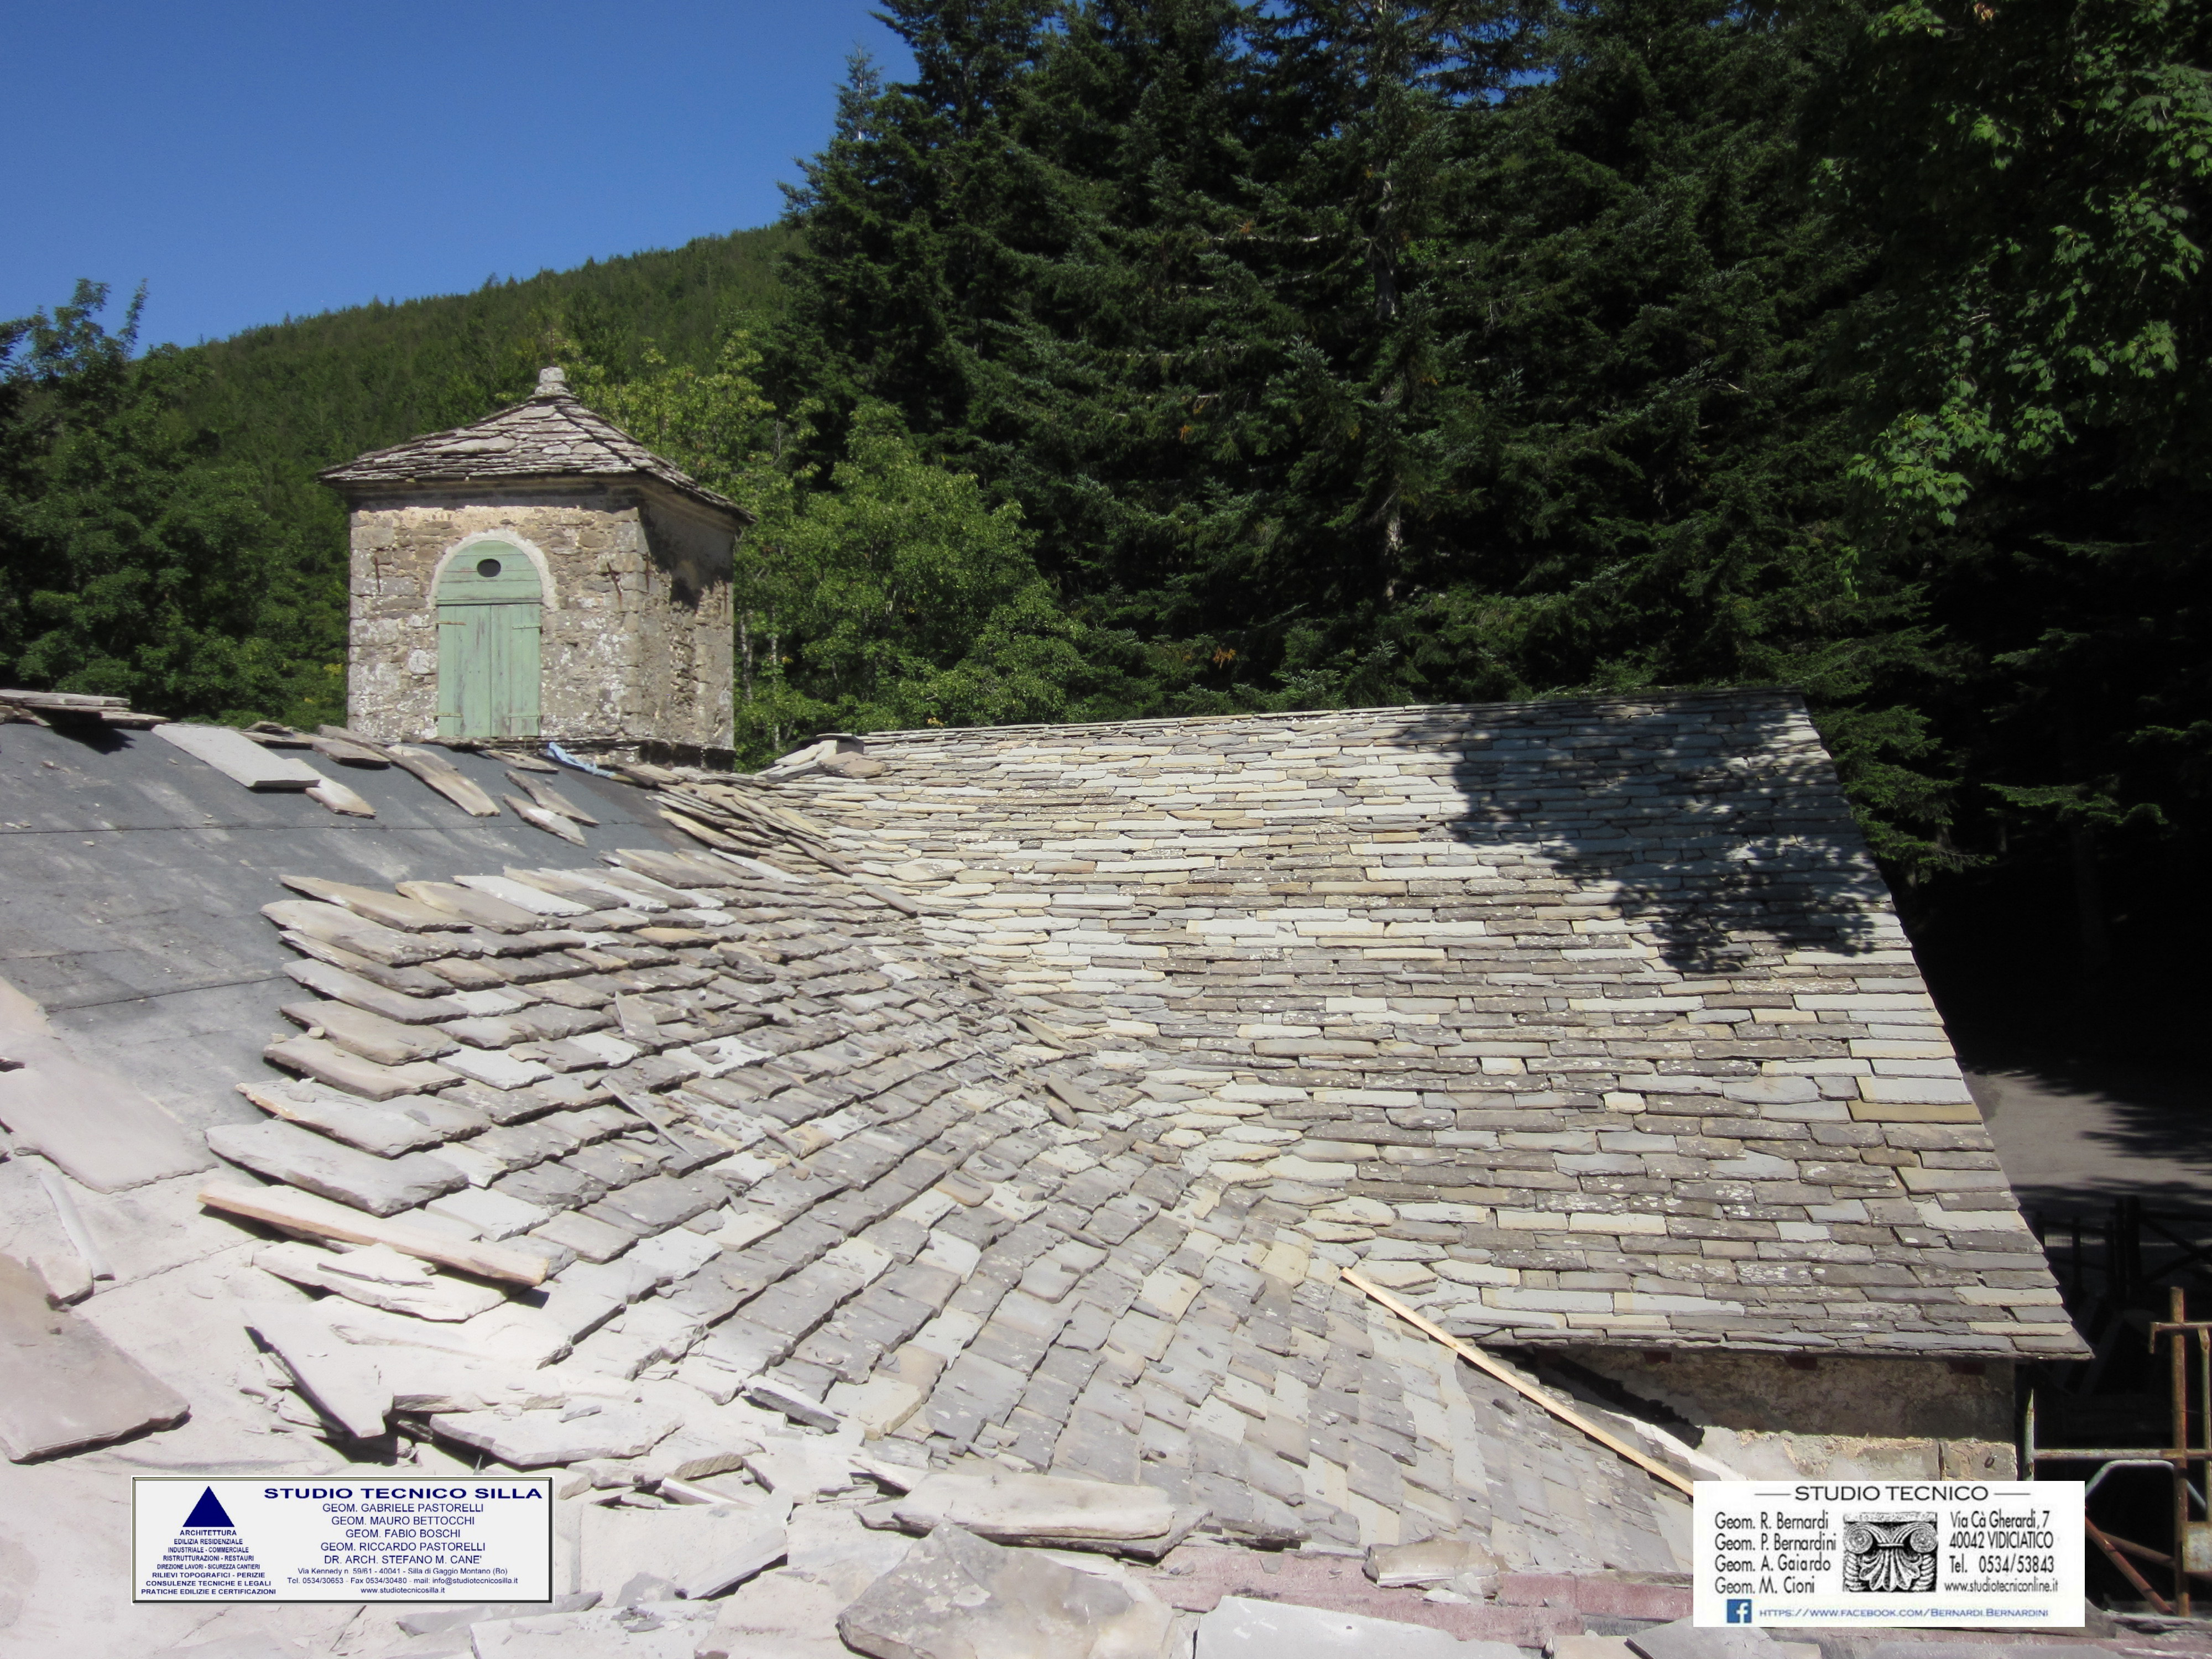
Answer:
[199,1181,545,1286]
[1342,1266,1696,1497]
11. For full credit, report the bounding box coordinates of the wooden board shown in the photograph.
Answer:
[197,1181,547,1285]
[434,552,542,740]
[0,1253,190,1460]
[437,601,541,740]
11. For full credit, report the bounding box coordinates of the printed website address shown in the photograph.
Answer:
[1943,1581,2062,1594]
[1778,1606,2056,1620]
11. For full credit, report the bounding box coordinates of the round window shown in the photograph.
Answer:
[476,557,503,578]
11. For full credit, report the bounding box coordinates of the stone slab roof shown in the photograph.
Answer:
[0,718,1691,1601]
[0,722,679,1109]
[760,691,2084,1362]
[319,367,752,521]
[208,841,1686,1564]
[0,695,2090,1653]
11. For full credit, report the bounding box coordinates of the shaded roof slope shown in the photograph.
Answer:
[318,367,751,520]
[763,691,2084,1362]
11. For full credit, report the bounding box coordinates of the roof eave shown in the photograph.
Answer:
[317,466,755,526]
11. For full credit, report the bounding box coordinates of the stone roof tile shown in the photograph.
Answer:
[6,696,2079,1609]
[202,825,1698,1567]
[318,367,752,521]
[752,690,2083,1364]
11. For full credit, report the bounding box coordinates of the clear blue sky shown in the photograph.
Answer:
[3,1,912,349]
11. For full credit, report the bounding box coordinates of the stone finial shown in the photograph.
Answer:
[534,365,568,398]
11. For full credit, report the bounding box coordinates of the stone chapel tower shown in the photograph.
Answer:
[320,367,751,757]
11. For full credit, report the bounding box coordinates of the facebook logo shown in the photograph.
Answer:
[1725,1599,1754,1624]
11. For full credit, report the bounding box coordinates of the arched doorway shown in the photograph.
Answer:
[435,542,542,739]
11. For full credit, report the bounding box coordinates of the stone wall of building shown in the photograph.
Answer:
[344,480,733,749]
[636,494,735,754]
[1561,1347,2017,1479]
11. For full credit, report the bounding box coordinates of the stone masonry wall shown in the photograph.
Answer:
[638,497,735,753]
[1559,1347,2017,1479]
[345,481,733,748]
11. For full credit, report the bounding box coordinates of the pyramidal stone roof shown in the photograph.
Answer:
[319,367,752,520]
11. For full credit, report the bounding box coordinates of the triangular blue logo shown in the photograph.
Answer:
[182,1486,234,1529]
[141,1484,273,1598]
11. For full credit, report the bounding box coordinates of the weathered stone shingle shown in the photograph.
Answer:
[319,367,750,520]
[761,690,2082,1363]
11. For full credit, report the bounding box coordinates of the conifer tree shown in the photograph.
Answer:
[981,0,1273,645]
[1224,0,1517,687]
[771,3,1064,456]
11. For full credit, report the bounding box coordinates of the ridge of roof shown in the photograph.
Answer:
[319,367,753,522]
[839,687,1803,750]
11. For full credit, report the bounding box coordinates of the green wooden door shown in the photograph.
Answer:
[435,544,542,739]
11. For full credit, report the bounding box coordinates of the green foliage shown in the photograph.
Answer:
[0,229,795,726]
[1820,0,2212,519]
[570,326,1120,762]
[0,282,343,722]
[1814,0,2212,1005]
[776,0,1966,865]
[783,404,1100,733]
[189,225,796,466]
[14,0,2209,1040]
[181,225,799,592]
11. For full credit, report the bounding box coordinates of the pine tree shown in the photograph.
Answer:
[1815,0,2212,999]
[1218,0,1521,693]
[770,3,1065,457]
[979,0,1267,644]
[1333,0,1973,864]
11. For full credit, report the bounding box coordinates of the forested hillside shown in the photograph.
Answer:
[4,0,2206,1053]
[185,223,794,489]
